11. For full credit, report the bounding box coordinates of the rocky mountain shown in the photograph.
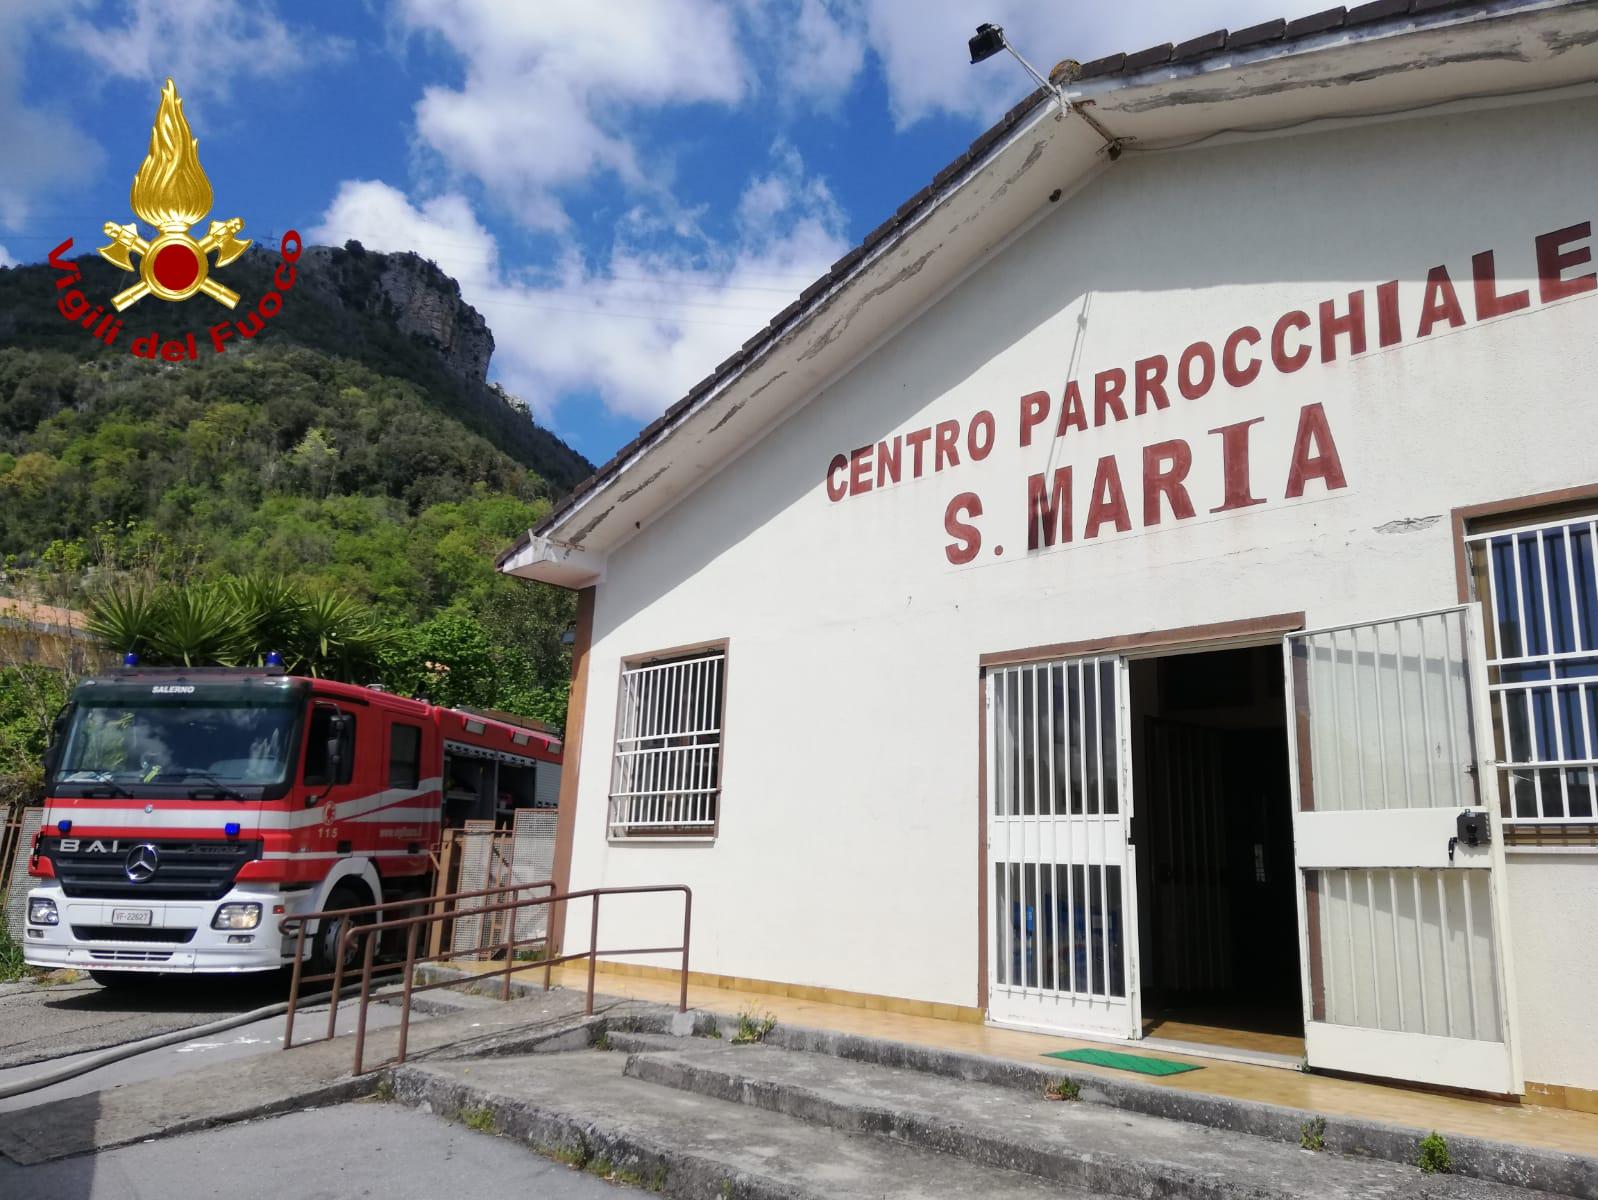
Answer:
[298,243,494,388]
[0,238,591,492]
[0,240,595,735]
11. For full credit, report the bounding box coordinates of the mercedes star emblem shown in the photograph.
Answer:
[124,843,160,883]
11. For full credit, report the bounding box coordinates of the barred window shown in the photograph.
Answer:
[609,648,725,838]
[1466,511,1598,823]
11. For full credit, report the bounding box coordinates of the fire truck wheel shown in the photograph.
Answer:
[89,970,163,989]
[310,884,375,976]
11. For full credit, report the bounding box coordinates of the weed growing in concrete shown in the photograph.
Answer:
[460,1105,498,1134]
[371,1075,396,1103]
[705,1023,723,1039]
[731,1008,777,1045]
[594,1032,612,1052]
[1299,1116,1326,1152]
[1417,1132,1451,1174]
[718,1181,734,1198]
[1043,1077,1081,1102]
[538,1140,591,1170]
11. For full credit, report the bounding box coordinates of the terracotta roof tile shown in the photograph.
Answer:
[1077,52,1126,79]
[1173,30,1228,61]
[1228,18,1288,48]
[1122,42,1175,72]
[1284,6,1348,38]
[1348,0,1411,25]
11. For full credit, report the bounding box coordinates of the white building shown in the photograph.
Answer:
[501,0,1598,1107]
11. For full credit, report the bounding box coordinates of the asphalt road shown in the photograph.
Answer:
[0,989,404,1113]
[0,972,292,1070]
[0,1103,625,1199]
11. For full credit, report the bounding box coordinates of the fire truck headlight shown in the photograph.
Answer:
[28,898,58,926]
[212,903,262,931]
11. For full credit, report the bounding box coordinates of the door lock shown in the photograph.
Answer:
[1448,809,1490,863]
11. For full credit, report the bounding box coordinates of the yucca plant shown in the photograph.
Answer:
[293,591,391,678]
[84,574,389,682]
[146,584,249,667]
[228,574,308,666]
[84,583,164,660]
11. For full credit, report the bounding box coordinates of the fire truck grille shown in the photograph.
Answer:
[72,925,198,944]
[41,839,264,901]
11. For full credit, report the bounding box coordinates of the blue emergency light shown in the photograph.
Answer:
[224,822,241,837]
[122,652,138,666]
[57,820,71,834]
[265,652,283,667]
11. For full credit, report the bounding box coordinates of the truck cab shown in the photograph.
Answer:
[22,668,447,982]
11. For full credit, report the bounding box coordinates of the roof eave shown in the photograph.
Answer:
[499,0,1598,578]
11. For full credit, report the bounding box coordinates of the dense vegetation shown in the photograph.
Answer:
[0,244,594,804]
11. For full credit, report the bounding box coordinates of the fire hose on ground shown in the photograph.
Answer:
[0,981,397,1101]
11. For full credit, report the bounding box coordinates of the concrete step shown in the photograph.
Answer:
[395,1050,1121,1200]
[617,1038,1571,1200]
[0,990,637,1166]
[376,987,507,1018]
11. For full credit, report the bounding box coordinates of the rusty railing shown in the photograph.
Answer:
[281,881,692,1075]
[280,878,554,1051]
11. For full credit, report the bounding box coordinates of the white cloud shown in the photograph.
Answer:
[54,0,346,101]
[0,0,338,230]
[740,1,1305,128]
[313,142,847,425]
[0,5,102,230]
[315,182,501,294]
[0,243,15,268]
[394,0,749,230]
[738,0,867,111]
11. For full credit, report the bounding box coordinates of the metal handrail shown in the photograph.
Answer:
[282,881,692,1075]
[280,877,555,1051]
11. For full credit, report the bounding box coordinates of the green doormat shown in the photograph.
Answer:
[1043,1047,1202,1076]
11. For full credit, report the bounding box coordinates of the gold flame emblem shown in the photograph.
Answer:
[97,79,250,311]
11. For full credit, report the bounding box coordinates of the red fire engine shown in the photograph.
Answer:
[22,666,562,985]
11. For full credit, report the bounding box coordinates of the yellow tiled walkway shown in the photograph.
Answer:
[446,959,1598,1157]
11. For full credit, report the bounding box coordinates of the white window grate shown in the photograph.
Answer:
[1466,514,1598,822]
[609,650,724,837]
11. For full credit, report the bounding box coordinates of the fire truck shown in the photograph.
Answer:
[21,666,562,985]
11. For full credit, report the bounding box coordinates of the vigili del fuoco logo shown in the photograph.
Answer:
[47,77,302,361]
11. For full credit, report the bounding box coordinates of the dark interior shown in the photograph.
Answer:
[1129,645,1303,1045]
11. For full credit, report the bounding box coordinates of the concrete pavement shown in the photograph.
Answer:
[0,1103,625,1199]
[0,992,404,1114]
[0,973,291,1069]
[6,975,1595,1198]
[0,987,652,1165]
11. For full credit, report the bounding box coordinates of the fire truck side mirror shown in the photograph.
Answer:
[41,705,69,779]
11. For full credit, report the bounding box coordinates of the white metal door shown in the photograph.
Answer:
[986,656,1138,1037]
[1285,606,1520,1093]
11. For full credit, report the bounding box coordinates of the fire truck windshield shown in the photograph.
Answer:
[52,683,304,798]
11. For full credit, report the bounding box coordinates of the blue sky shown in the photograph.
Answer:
[0,1,1289,465]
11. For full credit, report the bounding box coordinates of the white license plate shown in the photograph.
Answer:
[111,908,153,926]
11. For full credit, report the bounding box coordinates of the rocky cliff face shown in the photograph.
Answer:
[0,237,592,491]
[299,243,494,387]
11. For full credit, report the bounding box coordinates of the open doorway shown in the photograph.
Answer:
[1128,644,1304,1060]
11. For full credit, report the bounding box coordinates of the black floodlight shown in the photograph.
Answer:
[969,23,1006,64]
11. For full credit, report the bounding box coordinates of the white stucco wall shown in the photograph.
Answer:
[1506,855,1598,1091]
[558,95,1598,1089]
